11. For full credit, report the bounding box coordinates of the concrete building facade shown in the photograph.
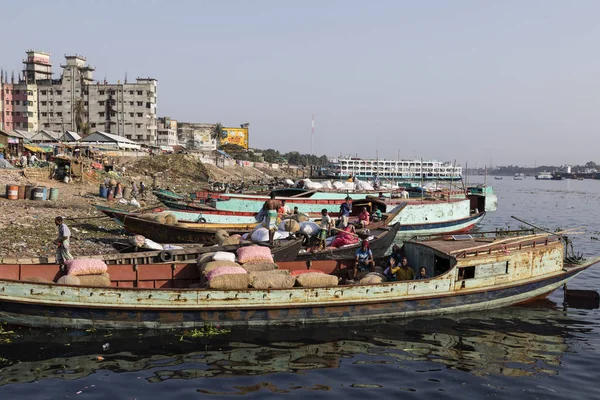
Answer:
[1,50,158,145]
[177,122,217,151]
[157,117,178,146]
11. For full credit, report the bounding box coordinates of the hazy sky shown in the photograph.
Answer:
[2,0,599,166]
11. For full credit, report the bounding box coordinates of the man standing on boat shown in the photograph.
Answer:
[54,216,74,265]
[262,193,281,244]
[339,196,352,228]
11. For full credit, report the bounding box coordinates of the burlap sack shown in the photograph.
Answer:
[219,237,240,246]
[196,252,217,268]
[207,274,251,290]
[153,214,168,224]
[281,219,300,232]
[249,270,290,276]
[164,213,177,225]
[359,272,387,285]
[295,273,338,288]
[202,260,241,274]
[78,273,112,287]
[56,275,81,285]
[250,273,295,289]
[242,262,279,272]
[215,229,230,244]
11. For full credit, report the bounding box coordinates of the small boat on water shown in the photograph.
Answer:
[513,173,525,180]
[0,230,595,329]
[494,176,503,180]
[535,171,553,180]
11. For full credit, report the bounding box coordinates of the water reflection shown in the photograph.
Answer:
[0,299,588,386]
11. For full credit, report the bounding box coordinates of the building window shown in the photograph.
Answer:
[57,112,62,117]
[5,100,8,104]
[56,90,62,95]
[91,123,96,128]
[136,112,142,117]
[57,101,62,106]
[28,91,33,96]
[99,112,105,117]
[129,101,134,106]
[137,101,143,106]
[15,112,20,116]
[111,112,116,117]
[99,101,105,106]
[109,90,116,95]
[44,123,50,128]
[49,101,53,105]
[14,90,20,95]
[110,99,116,105]
[15,122,20,128]
[137,90,142,95]
[49,112,54,116]
[136,124,142,128]
[129,113,134,117]
[129,91,134,95]
[99,90,105,95]
[126,135,132,139]
[42,112,48,117]
[41,90,47,95]
[15,100,20,105]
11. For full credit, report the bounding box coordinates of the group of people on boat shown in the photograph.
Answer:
[350,242,429,283]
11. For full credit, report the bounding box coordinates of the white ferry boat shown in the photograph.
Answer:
[333,158,462,180]
[535,171,553,180]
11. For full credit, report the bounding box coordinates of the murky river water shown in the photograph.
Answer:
[1,176,600,399]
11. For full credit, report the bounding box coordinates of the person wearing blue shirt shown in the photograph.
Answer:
[352,239,374,280]
[339,196,352,228]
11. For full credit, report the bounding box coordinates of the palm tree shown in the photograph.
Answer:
[74,98,90,136]
[211,122,223,149]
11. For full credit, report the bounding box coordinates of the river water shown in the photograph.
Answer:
[1,176,600,399]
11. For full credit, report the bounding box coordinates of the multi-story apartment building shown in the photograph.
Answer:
[1,50,158,145]
[157,117,178,146]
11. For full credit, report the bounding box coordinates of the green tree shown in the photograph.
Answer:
[73,98,90,136]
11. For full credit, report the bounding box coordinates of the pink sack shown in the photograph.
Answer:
[205,266,247,282]
[236,245,274,264]
[66,259,108,276]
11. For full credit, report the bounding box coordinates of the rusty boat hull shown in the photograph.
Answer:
[0,233,597,329]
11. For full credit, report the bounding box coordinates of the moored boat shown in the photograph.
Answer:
[535,171,553,180]
[297,223,401,261]
[120,214,258,244]
[0,230,594,329]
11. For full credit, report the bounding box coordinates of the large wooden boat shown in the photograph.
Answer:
[0,231,596,329]
[0,238,304,265]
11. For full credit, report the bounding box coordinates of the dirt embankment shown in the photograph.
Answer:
[0,154,306,258]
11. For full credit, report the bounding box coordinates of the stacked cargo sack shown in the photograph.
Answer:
[196,251,250,289]
[57,259,111,287]
[236,246,295,289]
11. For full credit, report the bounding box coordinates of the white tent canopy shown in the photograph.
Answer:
[81,131,141,150]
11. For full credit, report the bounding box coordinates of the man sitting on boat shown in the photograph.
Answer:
[358,206,370,228]
[415,267,429,280]
[352,239,375,280]
[391,257,415,281]
[383,245,403,281]
[371,207,383,222]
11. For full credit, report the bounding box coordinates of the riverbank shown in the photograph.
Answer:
[0,154,299,258]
